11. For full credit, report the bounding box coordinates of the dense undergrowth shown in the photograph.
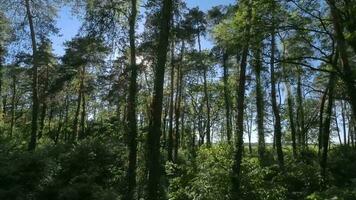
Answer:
[0,136,355,200]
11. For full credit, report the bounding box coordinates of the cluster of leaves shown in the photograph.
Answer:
[167,144,356,200]
[0,136,126,200]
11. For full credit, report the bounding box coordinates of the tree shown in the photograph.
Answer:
[125,0,139,199]
[146,0,173,198]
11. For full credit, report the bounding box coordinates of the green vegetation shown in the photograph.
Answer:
[0,0,356,199]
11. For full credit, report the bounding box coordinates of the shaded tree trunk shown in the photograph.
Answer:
[168,42,175,162]
[286,82,297,158]
[25,0,39,151]
[223,52,232,143]
[253,46,266,161]
[10,74,16,137]
[231,1,251,198]
[270,15,284,169]
[124,0,138,199]
[321,73,335,187]
[146,0,173,198]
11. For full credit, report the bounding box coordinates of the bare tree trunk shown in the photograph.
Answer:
[25,0,39,151]
[10,74,16,137]
[146,0,173,198]
[253,45,266,161]
[231,1,251,198]
[223,52,232,144]
[286,82,297,157]
[270,13,284,169]
[321,73,335,188]
[168,42,175,162]
[124,0,138,198]
[334,109,343,145]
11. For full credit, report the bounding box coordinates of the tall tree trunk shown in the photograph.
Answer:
[231,1,251,198]
[327,0,356,119]
[341,100,347,145]
[125,0,138,199]
[297,68,305,148]
[25,0,39,151]
[334,110,343,145]
[168,42,175,162]
[320,73,335,187]
[173,42,184,161]
[73,67,84,141]
[270,14,284,169]
[79,92,86,139]
[197,33,211,146]
[0,47,3,128]
[38,65,49,139]
[10,74,16,137]
[223,52,232,143]
[146,0,173,198]
[286,82,297,157]
[253,46,266,161]
[318,87,328,156]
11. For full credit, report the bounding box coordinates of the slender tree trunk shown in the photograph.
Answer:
[38,65,49,139]
[125,0,138,199]
[197,33,211,146]
[231,1,251,198]
[173,42,184,161]
[334,109,343,145]
[168,42,175,162]
[223,52,232,144]
[321,73,335,187]
[270,14,284,169]
[286,82,297,157]
[341,100,347,145]
[10,74,16,137]
[0,47,3,128]
[25,0,39,151]
[253,46,266,161]
[146,0,173,198]
[79,92,86,139]
[318,87,328,156]
[297,68,305,148]
[73,67,84,141]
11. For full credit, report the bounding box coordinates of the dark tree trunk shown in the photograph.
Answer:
[173,42,184,161]
[146,0,173,198]
[0,47,3,128]
[286,82,297,158]
[38,65,49,139]
[168,42,175,162]
[297,68,305,148]
[341,100,347,145]
[10,74,16,137]
[253,46,266,161]
[124,0,138,199]
[79,92,86,139]
[223,52,232,144]
[334,110,343,145]
[25,0,39,151]
[231,1,251,197]
[270,18,284,169]
[321,73,335,187]
[318,87,328,156]
[73,67,84,141]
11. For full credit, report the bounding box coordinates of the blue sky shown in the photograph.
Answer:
[51,0,236,56]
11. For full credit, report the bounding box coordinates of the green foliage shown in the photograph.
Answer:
[328,146,356,187]
[0,137,126,200]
